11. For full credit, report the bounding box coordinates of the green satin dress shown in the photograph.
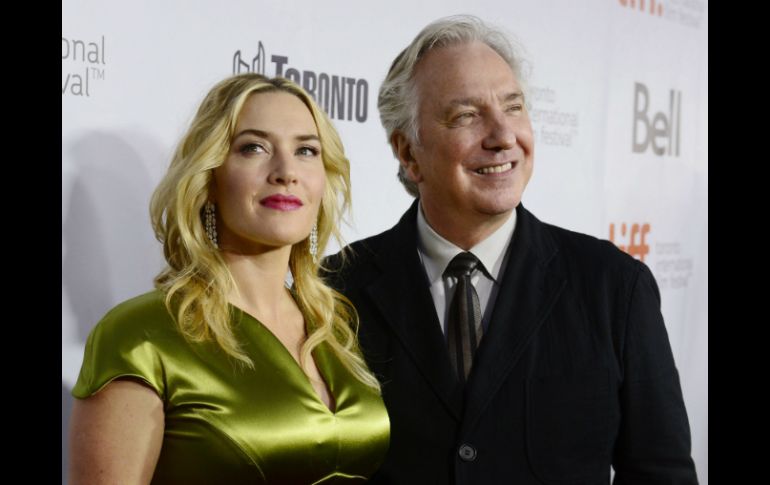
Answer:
[72,290,390,484]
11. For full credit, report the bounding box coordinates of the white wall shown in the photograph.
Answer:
[62,0,708,482]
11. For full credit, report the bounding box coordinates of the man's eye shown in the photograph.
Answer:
[452,112,477,124]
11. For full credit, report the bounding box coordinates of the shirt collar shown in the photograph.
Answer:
[416,201,517,284]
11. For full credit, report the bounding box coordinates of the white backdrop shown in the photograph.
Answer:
[62,0,708,482]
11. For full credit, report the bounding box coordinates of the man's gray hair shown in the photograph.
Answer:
[377,15,529,197]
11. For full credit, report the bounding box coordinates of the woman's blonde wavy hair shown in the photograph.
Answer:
[150,73,379,391]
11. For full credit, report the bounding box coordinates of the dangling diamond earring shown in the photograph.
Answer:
[309,223,318,264]
[204,201,218,248]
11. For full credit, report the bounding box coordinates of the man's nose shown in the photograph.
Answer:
[481,111,516,151]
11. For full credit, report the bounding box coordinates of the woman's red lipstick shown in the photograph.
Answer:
[259,194,303,211]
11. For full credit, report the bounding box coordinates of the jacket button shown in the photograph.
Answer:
[458,444,477,462]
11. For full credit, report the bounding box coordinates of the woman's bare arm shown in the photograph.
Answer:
[68,379,164,485]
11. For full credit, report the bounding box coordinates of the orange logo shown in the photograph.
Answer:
[609,223,650,262]
[618,0,663,17]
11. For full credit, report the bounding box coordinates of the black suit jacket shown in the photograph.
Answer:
[324,201,698,485]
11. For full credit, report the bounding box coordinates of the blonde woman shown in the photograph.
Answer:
[68,73,389,484]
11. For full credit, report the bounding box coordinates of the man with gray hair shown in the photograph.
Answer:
[325,15,697,484]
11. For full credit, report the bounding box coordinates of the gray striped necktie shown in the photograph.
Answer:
[445,252,483,384]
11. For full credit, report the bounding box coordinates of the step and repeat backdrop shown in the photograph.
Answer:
[63,0,708,482]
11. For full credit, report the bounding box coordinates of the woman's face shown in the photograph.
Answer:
[212,91,326,255]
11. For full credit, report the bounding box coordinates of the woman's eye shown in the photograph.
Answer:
[239,143,266,154]
[297,146,320,157]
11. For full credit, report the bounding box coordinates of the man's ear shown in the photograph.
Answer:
[391,132,422,183]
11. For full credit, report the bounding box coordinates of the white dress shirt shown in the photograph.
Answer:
[416,202,517,335]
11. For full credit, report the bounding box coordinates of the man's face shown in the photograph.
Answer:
[403,41,534,233]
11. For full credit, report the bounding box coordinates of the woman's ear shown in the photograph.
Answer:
[208,175,218,203]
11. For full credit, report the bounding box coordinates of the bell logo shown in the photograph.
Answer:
[618,0,664,17]
[609,223,650,262]
[632,82,681,157]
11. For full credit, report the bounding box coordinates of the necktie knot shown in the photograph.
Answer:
[444,252,480,278]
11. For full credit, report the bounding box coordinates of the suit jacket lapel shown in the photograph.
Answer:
[461,204,566,434]
[364,201,463,420]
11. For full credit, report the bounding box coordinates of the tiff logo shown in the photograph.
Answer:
[230,42,369,123]
[609,222,650,262]
[632,82,681,157]
[233,42,266,75]
[618,0,663,16]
